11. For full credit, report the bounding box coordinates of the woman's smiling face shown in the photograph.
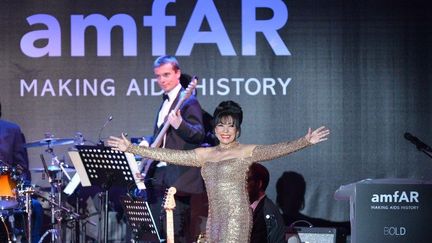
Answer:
[214,116,238,145]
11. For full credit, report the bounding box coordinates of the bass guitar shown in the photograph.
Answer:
[163,187,177,243]
[139,76,198,177]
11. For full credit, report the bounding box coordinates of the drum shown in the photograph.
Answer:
[0,168,18,209]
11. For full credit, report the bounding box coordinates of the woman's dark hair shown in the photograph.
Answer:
[213,100,243,138]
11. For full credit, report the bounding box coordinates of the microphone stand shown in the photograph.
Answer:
[413,140,432,160]
[420,148,432,160]
[95,115,113,243]
[97,116,113,146]
[404,133,432,160]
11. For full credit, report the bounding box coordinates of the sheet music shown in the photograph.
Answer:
[125,152,146,190]
[63,173,81,195]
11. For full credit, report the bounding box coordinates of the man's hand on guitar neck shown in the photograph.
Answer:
[167,109,183,129]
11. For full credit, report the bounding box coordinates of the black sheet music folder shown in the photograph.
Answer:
[68,145,145,190]
[121,197,161,242]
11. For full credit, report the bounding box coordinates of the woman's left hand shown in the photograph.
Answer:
[305,126,330,144]
[107,133,130,151]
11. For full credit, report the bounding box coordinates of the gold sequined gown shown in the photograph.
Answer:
[127,137,310,243]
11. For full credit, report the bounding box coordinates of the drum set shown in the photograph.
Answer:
[0,163,22,210]
[0,160,36,243]
[0,134,87,243]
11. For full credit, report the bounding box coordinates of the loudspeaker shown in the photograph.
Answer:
[287,227,339,243]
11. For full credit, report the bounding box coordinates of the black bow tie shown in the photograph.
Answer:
[162,93,169,101]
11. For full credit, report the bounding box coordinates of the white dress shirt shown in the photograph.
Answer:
[157,83,182,128]
[155,83,182,167]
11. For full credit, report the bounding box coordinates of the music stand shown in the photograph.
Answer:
[68,145,145,243]
[121,197,161,242]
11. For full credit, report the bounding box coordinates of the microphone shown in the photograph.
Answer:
[404,132,432,152]
[98,115,113,145]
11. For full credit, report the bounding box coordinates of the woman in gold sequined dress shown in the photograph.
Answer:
[108,100,329,243]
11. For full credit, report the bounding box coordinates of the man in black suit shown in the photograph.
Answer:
[248,163,285,243]
[0,101,43,243]
[0,102,29,177]
[142,56,206,242]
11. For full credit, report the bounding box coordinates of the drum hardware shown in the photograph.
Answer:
[0,161,31,242]
[37,153,64,243]
[25,134,75,182]
[31,166,76,174]
[19,187,35,243]
[74,132,85,146]
[44,148,73,182]
[24,137,75,148]
[0,180,33,242]
[32,189,83,221]
[37,152,85,243]
[2,134,88,242]
[0,214,13,243]
[22,133,92,242]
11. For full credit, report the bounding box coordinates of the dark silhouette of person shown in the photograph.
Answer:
[276,171,350,235]
[179,73,216,147]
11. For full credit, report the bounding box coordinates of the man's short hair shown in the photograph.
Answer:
[249,163,270,191]
[153,55,180,71]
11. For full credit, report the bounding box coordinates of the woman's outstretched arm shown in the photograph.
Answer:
[249,126,329,163]
[107,133,202,167]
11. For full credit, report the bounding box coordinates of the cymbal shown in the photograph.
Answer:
[24,138,74,148]
[30,166,75,173]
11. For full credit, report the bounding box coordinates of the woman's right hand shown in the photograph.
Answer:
[107,133,131,152]
[305,126,330,144]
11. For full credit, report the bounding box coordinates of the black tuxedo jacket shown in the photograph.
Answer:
[0,119,30,180]
[251,196,286,243]
[148,91,205,194]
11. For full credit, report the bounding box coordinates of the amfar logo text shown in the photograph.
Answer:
[371,191,419,203]
[20,0,291,57]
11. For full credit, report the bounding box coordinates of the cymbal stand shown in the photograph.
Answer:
[38,154,63,243]
[45,146,72,181]
[22,187,34,243]
[0,212,13,243]
[58,162,71,181]
[48,172,62,243]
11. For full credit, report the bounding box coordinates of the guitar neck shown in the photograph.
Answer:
[166,210,174,243]
[139,77,197,175]
[138,99,183,173]
[151,94,185,148]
